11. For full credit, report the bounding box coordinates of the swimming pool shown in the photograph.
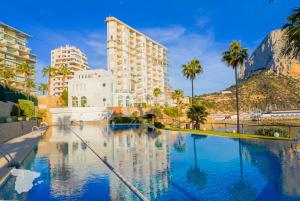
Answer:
[0,125,300,201]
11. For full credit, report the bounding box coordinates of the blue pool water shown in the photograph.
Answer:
[0,125,300,201]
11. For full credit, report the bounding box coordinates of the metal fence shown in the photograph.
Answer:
[203,122,300,138]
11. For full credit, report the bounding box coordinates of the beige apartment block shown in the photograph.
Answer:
[106,17,169,107]
[50,45,88,96]
[0,22,36,93]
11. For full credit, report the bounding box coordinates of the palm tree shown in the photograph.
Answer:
[38,83,48,95]
[17,63,35,94]
[26,79,36,91]
[182,59,204,105]
[153,87,161,105]
[55,65,71,92]
[222,41,248,133]
[187,104,208,129]
[171,89,184,126]
[0,67,15,85]
[282,6,300,59]
[42,66,57,94]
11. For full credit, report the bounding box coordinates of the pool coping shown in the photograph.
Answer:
[165,127,292,141]
[0,129,47,188]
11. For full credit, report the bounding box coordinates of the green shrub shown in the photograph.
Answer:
[131,111,138,118]
[112,116,141,124]
[18,99,35,119]
[6,117,12,123]
[154,122,164,129]
[254,127,288,138]
[61,90,68,107]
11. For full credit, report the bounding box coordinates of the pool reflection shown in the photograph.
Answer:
[0,126,300,201]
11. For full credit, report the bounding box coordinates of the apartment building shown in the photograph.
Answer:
[50,45,88,96]
[0,22,36,93]
[106,17,169,107]
[68,69,112,107]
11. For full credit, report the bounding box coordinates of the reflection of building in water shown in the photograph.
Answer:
[37,126,113,197]
[108,128,170,200]
[241,139,300,197]
[37,126,170,200]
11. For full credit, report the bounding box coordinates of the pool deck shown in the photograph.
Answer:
[0,130,44,187]
[166,127,292,141]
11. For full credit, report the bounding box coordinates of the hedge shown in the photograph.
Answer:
[0,84,37,105]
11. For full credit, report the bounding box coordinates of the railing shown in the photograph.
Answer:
[162,118,300,139]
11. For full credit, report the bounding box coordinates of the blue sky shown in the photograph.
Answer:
[1,0,299,95]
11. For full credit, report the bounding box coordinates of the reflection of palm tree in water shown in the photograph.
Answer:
[229,139,256,201]
[186,134,207,188]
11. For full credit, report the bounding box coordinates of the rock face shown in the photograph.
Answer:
[240,30,300,78]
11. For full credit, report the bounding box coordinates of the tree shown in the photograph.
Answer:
[42,66,56,94]
[182,59,204,105]
[17,63,35,94]
[38,83,48,95]
[222,41,248,133]
[171,89,184,126]
[187,104,208,129]
[0,67,15,85]
[61,89,68,107]
[18,99,35,119]
[153,87,161,105]
[54,65,71,92]
[282,6,300,59]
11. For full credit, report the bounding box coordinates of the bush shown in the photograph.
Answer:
[112,116,141,124]
[0,84,37,105]
[154,122,165,129]
[36,109,46,120]
[254,127,288,138]
[61,90,68,107]
[18,99,35,119]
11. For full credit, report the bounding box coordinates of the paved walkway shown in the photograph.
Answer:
[0,131,43,186]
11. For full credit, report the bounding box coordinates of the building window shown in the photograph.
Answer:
[103,98,106,106]
[126,96,130,107]
[72,96,78,107]
[81,96,87,107]
[102,83,106,87]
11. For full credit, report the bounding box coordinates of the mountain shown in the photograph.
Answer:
[199,72,300,113]
[239,30,300,78]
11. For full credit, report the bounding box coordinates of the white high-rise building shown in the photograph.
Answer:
[50,45,88,96]
[106,17,169,107]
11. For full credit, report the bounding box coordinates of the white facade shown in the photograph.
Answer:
[50,45,88,96]
[106,17,169,107]
[68,69,112,108]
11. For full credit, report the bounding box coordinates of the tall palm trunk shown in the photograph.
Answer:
[191,79,194,105]
[234,67,240,133]
[191,79,194,129]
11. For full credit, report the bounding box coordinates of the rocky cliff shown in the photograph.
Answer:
[240,30,300,78]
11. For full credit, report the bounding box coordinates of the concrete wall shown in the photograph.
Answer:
[49,107,110,125]
[0,120,38,143]
[0,101,15,117]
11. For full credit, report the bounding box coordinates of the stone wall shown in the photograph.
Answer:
[0,120,38,143]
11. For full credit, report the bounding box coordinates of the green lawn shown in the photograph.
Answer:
[165,127,291,141]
